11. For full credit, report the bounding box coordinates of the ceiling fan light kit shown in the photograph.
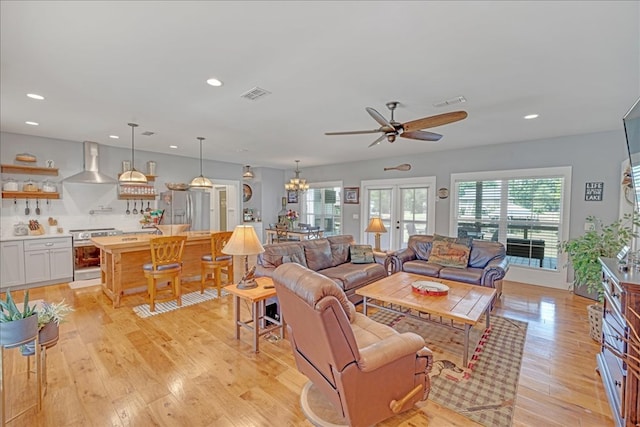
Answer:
[189,137,213,189]
[325,101,467,148]
[119,123,148,186]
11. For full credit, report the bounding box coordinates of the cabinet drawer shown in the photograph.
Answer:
[603,318,626,360]
[603,274,624,313]
[24,237,71,251]
[602,345,626,417]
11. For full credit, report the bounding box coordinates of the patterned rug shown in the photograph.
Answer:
[371,311,527,427]
[132,289,227,318]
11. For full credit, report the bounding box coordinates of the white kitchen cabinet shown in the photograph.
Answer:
[0,240,26,288]
[23,237,73,285]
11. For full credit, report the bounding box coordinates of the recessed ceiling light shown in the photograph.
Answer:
[524,114,539,120]
[26,93,45,100]
[169,145,178,149]
[25,121,39,126]
[109,135,119,139]
[206,77,223,87]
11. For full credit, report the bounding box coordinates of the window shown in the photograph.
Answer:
[452,167,571,273]
[300,182,342,236]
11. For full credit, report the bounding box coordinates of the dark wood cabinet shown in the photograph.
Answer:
[598,257,640,427]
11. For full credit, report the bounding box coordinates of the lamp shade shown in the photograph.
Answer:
[365,217,387,233]
[222,225,265,256]
[119,122,148,185]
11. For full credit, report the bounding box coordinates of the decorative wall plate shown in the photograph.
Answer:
[243,184,252,202]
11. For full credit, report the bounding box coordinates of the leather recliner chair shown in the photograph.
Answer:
[272,263,433,427]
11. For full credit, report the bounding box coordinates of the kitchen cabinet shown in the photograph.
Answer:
[23,237,73,285]
[1,163,61,199]
[0,240,26,288]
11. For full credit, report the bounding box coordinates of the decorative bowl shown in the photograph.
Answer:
[411,281,449,296]
[165,183,189,191]
[155,224,190,235]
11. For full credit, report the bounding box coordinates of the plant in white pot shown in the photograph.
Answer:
[0,290,38,349]
[560,213,639,340]
[20,299,74,356]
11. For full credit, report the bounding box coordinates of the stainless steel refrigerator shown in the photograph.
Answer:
[159,190,210,231]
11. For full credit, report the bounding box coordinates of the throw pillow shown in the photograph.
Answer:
[427,240,471,268]
[350,244,375,264]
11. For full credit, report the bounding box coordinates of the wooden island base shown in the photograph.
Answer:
[92,231,214,307]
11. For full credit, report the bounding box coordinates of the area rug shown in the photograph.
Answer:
[371,311,527,427]
[132,289,227,318]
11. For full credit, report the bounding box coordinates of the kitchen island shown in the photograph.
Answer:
[92,231,214,307]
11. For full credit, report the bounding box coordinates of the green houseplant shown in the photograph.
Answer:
[21,299,74,356]
[0,290,38,348]
[560,213,639,340]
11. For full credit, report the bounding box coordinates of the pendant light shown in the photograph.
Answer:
[243,165,255,179]
[189,137,213,188]
[119,123,148,185]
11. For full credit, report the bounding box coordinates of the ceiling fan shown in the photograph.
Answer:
[325,101,468,147]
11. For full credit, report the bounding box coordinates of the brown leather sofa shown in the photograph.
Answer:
[388,235,509,296]
[272,263,433,427]
[255,235,387,304]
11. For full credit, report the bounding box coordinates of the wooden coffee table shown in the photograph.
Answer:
[356,272,497,366]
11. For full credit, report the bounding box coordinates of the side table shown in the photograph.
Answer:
[224,277,285,353]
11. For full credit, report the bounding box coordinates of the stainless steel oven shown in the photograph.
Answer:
[70,228,122,280]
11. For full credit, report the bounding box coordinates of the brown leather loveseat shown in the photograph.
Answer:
[388,235,509,296]
[255,235,387,304]
[272,263,433,426]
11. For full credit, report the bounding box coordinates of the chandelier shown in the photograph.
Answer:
[243,165,254,180]
[285,160,309,192]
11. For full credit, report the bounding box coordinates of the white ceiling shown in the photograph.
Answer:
[1,1,638,169]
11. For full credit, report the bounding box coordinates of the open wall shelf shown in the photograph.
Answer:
[1,164,59,176]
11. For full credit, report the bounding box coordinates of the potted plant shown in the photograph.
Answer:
[0,290,38,349]
[560,212,639,340]
[20,299,74,356]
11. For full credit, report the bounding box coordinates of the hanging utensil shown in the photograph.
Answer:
[14,198,17,212]
[146,201,151,212]
[132,201,138,215]
[140,199,145,215]
[126,200,130,215]
[25,199,30,215]
[35,199,41,215]
[46,198,51,211]
[384,163,412,172]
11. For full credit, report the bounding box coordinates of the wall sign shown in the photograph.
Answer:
[585,182,604,201]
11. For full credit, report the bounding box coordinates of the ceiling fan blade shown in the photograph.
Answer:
[366,107,394,129]
[400,130,443,141]
[368,133,388,148]
[325,129,381,136]
[402,111,468,133]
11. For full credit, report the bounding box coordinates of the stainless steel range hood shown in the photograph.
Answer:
[65,141,116,184]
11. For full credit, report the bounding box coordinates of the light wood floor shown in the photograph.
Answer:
[2,279,614,426]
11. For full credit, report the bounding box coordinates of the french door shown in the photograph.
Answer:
[362,177,436,250]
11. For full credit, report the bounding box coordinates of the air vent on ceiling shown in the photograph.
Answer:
[141,131,155,136]
[240,86,272,101]
[433,96,466,108]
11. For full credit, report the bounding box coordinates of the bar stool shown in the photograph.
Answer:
[143,235,187,312]
[201,231,234,296]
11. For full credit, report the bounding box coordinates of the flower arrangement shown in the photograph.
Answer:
[286,210,299,221]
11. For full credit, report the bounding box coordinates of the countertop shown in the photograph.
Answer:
[1,233,71,242]
[92,230,213,250]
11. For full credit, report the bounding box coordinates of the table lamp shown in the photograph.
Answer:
[365,217,387,251]
[222,225,265,289]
